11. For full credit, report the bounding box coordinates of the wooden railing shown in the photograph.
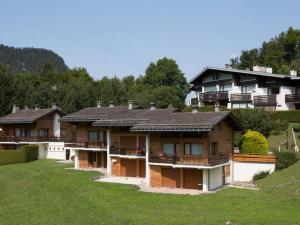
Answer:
[233,154,276,163]
[285,94,300,103]
[64,139,107,149]
[230,93,251,102]
[0,136,68,143]
[149,152,229,166]
[199,91,229,102]
[109,145,145,156]
[253,95,277,106]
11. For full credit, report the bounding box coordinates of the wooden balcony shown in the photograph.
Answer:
[199,91,229,102]
[230,93,251,102]
[0,136,68,143]
[285,94,300,103]
[253,95,277,106]
[109,145,145,157]
[149,152,229,166]
[64,139,107,149]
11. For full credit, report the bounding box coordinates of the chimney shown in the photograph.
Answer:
[191,105,198,113]
[96,101,101,108]
[225,64,231,69]
[149,102,156,110]
[51,103,58,109]
[34,104,39,110]
[214,102,220,112]
[128,100,133,110]
[24,105,29,110]
[109,101,114,108]
[12,104,20,113]
[290,70,297,76]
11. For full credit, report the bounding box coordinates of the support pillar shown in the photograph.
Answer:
[106,128,111,175]
[202,169,209,192]
[74,150,79,169]
[145,132,150,185]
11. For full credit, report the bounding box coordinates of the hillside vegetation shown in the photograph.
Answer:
[0,44,68,74]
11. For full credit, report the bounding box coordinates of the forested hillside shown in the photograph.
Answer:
[0,44,68,74]
[231,27,300,75]
[0,56,188,116]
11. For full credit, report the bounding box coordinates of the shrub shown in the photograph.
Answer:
[271,110,300,123]
[232,109,289,137]
[0,145,39,166]
[253,170,270,181]
[275,151,299,170]
[292,124,300,133]
[239,130,269,154]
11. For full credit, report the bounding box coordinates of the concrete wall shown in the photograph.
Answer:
[46,142,67,160]
[209,167,223,190]
[233,161,275,182]
[53,113,61,137]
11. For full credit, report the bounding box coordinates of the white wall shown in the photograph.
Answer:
[37,144,47,159]
[277,86,294,110]
[209,167,223,190]
[233,161,275,182]
[53,113,61,137]
[46,142,65,160]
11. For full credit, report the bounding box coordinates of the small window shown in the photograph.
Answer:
[213,73,220,80]
[185,144,203,156]
[163,143,175,155]
[25,129,35,137]
[39,129,48,137]
[60,128,66,137]
[210,142,218,156]
[268,87,280,95]
[88,131,99,142]
[14,128,22,137]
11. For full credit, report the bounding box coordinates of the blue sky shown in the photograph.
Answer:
[1,0,299,80]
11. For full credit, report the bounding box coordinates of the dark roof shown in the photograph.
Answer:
[61,106,243,132]
[189,66,300,84]
[0,108,63,124]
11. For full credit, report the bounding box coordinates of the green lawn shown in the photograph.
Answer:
[0,160,300,225]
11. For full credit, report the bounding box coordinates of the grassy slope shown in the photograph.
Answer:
[0,160,299,225]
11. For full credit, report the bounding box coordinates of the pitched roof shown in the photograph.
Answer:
[61,106,243,132]
[189,66,300,84]
[0,108,63,124]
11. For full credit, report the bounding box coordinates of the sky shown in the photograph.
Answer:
[1,0,300,81]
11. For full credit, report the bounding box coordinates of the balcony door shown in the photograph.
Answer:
[120,136,136,149]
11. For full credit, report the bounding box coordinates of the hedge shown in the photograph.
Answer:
[275,151,299,170]
[271,110,300,123]
[0,145,39,166]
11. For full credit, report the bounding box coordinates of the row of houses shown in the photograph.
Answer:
[0,66,281,192]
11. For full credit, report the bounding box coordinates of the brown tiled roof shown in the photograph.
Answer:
[61,106,243,132]
[0,108,63,124]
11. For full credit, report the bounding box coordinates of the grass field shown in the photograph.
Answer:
[0,160,299,225]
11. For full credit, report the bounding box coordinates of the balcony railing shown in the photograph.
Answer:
[230,93,251,102]
[199,91,229,102]
[109,145,145,156]
[253,95,277,106]
[285,94,300,103]
[0,136,68,143]
[149,152,229,166]
[64,139,107,149]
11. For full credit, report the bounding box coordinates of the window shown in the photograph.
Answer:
[39,129,48,137]
[163,143,179,155]
[219,83,232,92]
[88,131,99,142]
[60,129,66,137]
[268,87,280,95]
[210,142,218,156]
[213,73,220,80]
[204,85,217,93]
[25,129,35,137]
[14,128,22,137]
[241,84,255,93]
[184,144,203,155]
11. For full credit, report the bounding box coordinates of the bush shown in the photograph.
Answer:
[253,170,270,181]
[292,124,300,133]
[231,109,288,137]
[271,110,300,123]
[0,145,39,166]
[275,151,299,170]
[239,130,269,154]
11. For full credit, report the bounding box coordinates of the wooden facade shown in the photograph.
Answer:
[78,150,107,169]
